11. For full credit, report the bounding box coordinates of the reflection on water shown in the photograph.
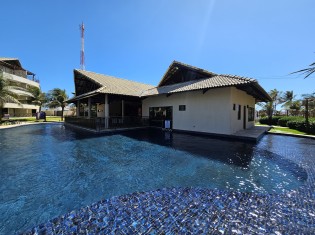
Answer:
[0,124,309,234]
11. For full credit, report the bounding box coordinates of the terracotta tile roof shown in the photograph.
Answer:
[0,57,19,61]
[75,69,154,97]
[70,63,271,102]
[141,74,255,96]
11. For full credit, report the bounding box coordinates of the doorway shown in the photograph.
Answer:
[149,106,173,128]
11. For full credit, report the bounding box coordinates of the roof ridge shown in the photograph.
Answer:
[0,57,19,61]
[75,69,154,87]
[172,60,217,75]
[218,74,256,82]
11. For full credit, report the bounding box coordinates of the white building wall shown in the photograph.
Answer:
[1,71,40,117]
[142,87,256,135]
[142,87,233,135]
[2,72,40,88]
[229,87,256,133]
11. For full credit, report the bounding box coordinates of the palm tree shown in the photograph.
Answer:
[289,100,301,116]
[292,61,315,78]
[281,91,295,116]
[0,74,22,121]
[269,89,283,115]
[257,89,283,125]
[28,86,47,112]
[46,88,68,121]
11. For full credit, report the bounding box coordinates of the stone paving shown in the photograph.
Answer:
[22,134,315,234]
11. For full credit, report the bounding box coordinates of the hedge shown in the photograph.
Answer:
[259,116,282,125]
[287,120,315,134]
[277,116,304,127]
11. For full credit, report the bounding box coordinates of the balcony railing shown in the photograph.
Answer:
[64,116,150,131]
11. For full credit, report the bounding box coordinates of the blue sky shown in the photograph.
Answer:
[1,0,314,100]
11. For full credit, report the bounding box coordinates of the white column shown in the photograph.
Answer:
[104,94,109,128]
[76,100,80,117]
[88,97,91,118]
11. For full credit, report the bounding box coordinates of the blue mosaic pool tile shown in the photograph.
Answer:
[23,185,315,234]
[21,135,315,234]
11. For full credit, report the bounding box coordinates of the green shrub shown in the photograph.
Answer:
[277,116,304,127]
[259,117,269,125]
[287,120,315,134]
[259,116,282,125]
[287,120,307,132]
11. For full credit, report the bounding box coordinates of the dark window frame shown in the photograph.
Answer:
[248,107,255,122]
[238,105,241,120]
[179,105,186,111]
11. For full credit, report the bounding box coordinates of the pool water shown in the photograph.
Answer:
[0,124,308,234]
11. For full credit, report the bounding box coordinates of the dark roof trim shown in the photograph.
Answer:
[158,60,216,87]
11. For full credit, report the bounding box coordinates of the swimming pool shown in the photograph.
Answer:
[0,124,310,233]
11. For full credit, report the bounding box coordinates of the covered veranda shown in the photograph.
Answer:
[66,92,149,131]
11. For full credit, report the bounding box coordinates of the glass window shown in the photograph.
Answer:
[238,105,241,120]
[179,105,186,111]
[248,107,255,121]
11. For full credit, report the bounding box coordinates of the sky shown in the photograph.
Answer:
[1,0,314,101]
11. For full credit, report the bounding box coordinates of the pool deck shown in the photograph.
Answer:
[231,125,271,142]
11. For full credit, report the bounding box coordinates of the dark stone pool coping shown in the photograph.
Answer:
[22,183,315,234]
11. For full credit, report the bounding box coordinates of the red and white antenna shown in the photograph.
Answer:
[79,22,85,70]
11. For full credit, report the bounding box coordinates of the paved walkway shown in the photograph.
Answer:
[231,126,271,142]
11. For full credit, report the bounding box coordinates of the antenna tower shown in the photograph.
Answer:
[80,22,85,70]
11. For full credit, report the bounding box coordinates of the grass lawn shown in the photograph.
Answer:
[268,126,308,135]
[256,123,314,136]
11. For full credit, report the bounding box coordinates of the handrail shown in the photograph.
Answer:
[65,116,150,131]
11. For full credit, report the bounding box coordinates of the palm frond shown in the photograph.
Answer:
[291,61,315,78]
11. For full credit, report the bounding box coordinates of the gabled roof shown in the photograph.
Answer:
[68,61,271,103]
[142,73,271,102]
[142,74,254,95]
[0,57,35,75]
[72,69,154,98]
[144,61,271,102]
[158,60,216,87]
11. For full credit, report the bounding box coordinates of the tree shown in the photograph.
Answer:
[269,89,283,115]
[289,100,301,116]
[281,90,295,116]
[46,88,68,121]
[28,86,47,112]
[292,61,315,78]
[301,92,315,122]
[257,89,283,125]
[0,73,22,121]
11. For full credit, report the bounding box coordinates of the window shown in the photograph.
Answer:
[149,106,173,128]
[233,104,236,110]
[238,105,241,120]
[248,107,255,122]
[179,105,186,111]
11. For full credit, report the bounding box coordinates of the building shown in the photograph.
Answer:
[0,58,40,117]
[66,61,271,135]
